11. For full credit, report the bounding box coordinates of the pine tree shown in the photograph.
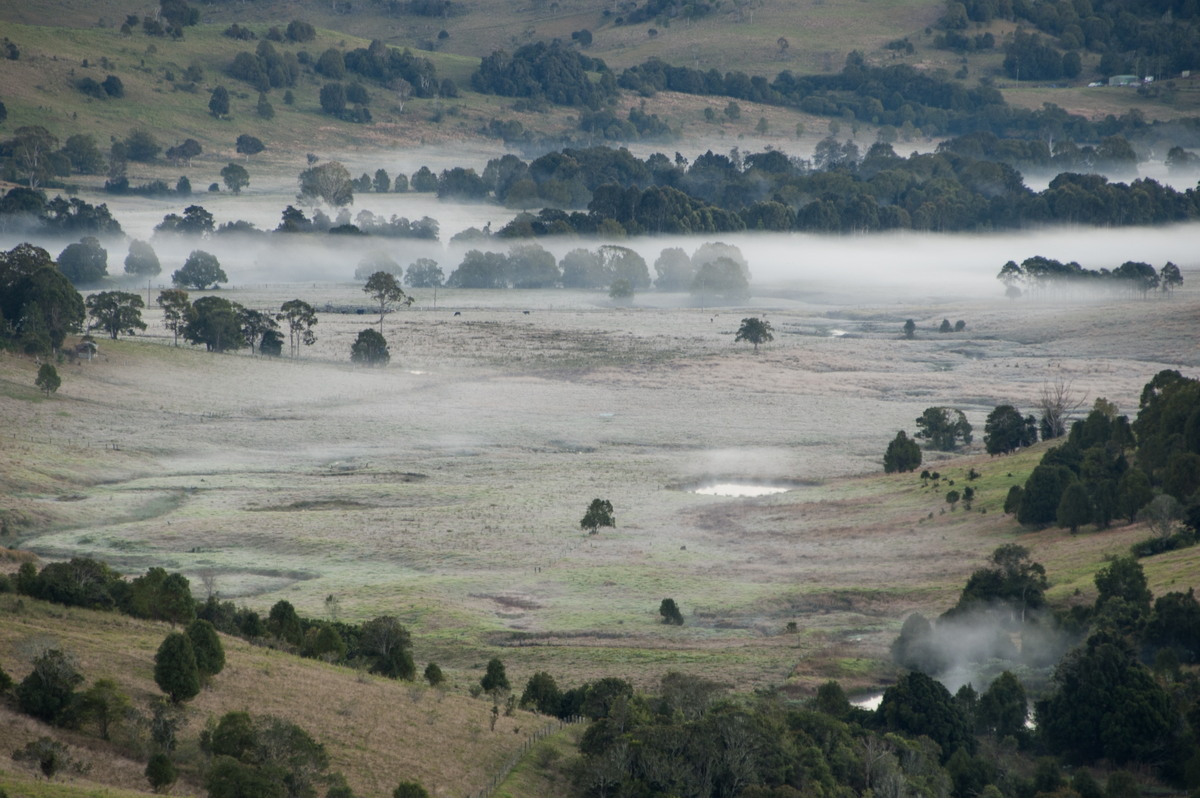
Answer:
[154,632,200,703]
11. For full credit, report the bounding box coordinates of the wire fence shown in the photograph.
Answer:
[467,716,585,798]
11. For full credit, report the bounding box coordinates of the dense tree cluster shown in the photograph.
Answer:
[1006,372,1200,535]
[472,42,616,108]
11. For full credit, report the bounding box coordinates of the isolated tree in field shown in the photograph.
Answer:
[884,430,922,473]
[157,289,192,346]
[16,648,83,724]
[984,404,1036,454]
[660,598,684,625]
[86,291,146,339]
[735,317,774,351]
[946,489,961,510]
[35,363,61,396]
[173,250,227,289]
[903,318,916,339]
[124,239,161,277]
[298,160,353,207]
[186,618,226,682]
[363,270,412,334]
[209,85,230,119]
[279,299,318,356]
[481,657,510,693]
[581,498,615,534]
[220,162,250,195]
[394,783,431,798]
[423,662,445,687]
[915,407,973,451]
[350,328,389,366]
[154,632,200,703]
[57,236,108,284]
[236,134,265,157]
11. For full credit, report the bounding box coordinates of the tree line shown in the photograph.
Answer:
[998,256,1184,297]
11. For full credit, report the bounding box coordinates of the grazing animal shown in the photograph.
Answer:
[453,311,461,316]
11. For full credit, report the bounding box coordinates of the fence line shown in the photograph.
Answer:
[468,716,585,798]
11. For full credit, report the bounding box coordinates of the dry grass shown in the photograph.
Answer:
[0,594,542,797]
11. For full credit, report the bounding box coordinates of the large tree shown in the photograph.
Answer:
[185,619,225,682]
[984,404,1036,454]
[279,299,318,356]
[298,160,353,207]
[350,328,389,366]
[1036,631,1172,764]
[915,406,973,451]
[734,317,774,351]
[154,633,200,703]
[581,498,615,534]
[157,289,192,346]
[124,239,161,277]
[184,296,244,352]
[86,291,146,339]
[173,250,227,289]
[360,616,414,679]
[16,648,83,724]
[362,270,411,334]
[0,243,85,354]
[884,430,922,473]
[220,162,250,195]
[57,236,108,285]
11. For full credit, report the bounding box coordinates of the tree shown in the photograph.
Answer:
[1,243,86,354]
[1094,555,1152,616]
[481,657,510,693]
[298,160,353,207]
[521,671,562,714]
[61,133,107,174]
[903,318,916,338]
[173,250,227,289]
[581,498,615,534]
[1137,494,1183,540]
[57,236,108,284]
[155,632,200,702]
[78,678,131,740]
[659,598,684,625]
[984,404,1034,454]
[236,134,265,157]
[157,289,191,346]
[209,86,231,118]
[351,328,389,366]
[268,600,303,646]
[320,82,348,116]
[186,618,225,681]
[124,239,161,277]
[394,784,431,798]
[1036,631,1172,764]
[279,299,318,356]
[8,126,60,187]
[884,430,922,473]
[360,616,414,679]
[977,671,1027,739]
[145,752,177,792]
[238,307,278,354]
[363,270,412,335]
[86,291,146,339]
[1037,380,1084,440]
[915,407,973,451]
[125,129,161,162]
[734,317,774,351]
[221,162,250,194]
[1018,464,1075,526]
[405,258,443,288]
[16,648,83,724]
[879,670,975,759]
[1055,481,1092,533]
[184,296,244,352]
[35,363,61,396]
[424,663,445,687]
